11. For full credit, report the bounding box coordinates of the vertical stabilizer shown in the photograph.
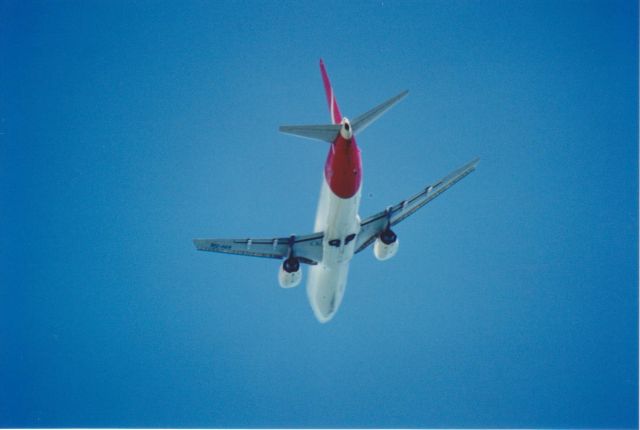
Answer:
[319,59,342,124]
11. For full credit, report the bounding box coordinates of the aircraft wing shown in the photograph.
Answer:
[355,158,479,254]
[193,232,324,265]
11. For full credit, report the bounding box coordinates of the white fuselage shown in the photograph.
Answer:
[306,178,361,322]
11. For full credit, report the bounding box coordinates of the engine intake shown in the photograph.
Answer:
[380,228,397,245]
[278,257,302,288]
[374,229,399,261]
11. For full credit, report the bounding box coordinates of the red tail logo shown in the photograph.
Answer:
[319,60,361,199]
[320,59,342,125]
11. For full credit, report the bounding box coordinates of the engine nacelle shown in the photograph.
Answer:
[373,229,399,261]
[278,257,302,288]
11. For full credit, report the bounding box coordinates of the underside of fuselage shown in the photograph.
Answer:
[307,261,351,322]
[306,128,362,322]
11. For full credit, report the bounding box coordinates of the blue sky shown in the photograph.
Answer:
[1,0,637,427]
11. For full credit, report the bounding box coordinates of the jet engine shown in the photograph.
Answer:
[373,228,399,261]
[278,257,302,288]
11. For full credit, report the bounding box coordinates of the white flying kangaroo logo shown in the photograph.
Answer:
[330,90,336,124]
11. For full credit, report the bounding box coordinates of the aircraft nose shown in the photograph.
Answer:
[314,307,336,323]
[312,291,340,323]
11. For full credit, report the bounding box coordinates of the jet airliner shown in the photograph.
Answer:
[194,60,478,323]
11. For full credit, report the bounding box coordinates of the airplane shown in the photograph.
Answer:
[194,60,479,323]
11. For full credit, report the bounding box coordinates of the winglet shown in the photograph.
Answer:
[319,59,342,124]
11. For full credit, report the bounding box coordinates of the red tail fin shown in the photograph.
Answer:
[319,59,342,125]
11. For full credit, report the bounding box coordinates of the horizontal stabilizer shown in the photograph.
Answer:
[279,124,341,143]
[352,90,409,135]
[279,89,408,142]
